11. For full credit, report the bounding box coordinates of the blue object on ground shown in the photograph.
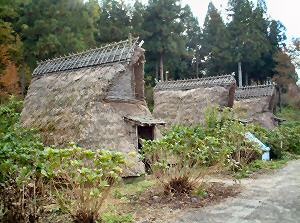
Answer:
[245,132,270,161]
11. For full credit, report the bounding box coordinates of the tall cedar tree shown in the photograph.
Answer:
[201,2,231,76]
[228,0,270,85]
[131,0,146,38]
[143,0,186,81]
[181,5,202,78]
[96,0,131,44]
[17,0,96,69]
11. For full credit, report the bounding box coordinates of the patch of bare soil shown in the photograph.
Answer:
[122,182,241,223]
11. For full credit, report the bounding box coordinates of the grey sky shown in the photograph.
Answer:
[182,0,300,41]
[131,0,299,41]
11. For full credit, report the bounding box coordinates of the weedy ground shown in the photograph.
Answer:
[39,175,242,223]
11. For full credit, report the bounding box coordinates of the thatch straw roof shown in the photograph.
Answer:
[235,84,275,100]
[154,75,236,91]
[233,84,277,129]
[33,38,139,76]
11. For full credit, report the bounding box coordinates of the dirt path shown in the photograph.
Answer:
[172,160,300,223]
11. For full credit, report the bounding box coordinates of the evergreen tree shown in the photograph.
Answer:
[96,0,131,43]
[249,19,286,83]
[17,0,96,68]
[201,2,231,76]
[181,5,202,78]
[228,0,270,85]
[143,0,186,81]
[131,0,146,38]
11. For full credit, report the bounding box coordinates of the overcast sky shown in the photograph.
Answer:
[181,0,300,41]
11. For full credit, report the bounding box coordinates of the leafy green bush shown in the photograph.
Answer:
[0,98,45,222]
[47,145,125,223]
[235,159,288,178]
[266,121,300,158]
[0,96,23,132]
[0,98,125,223]
[143,107,261,195]
[277,106,300,122]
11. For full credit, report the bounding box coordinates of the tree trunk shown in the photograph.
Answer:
[196,60,199,78]
[238,61,242,87]
[245,72,248,86]
[159,53,164,82]
[155,62,159,81]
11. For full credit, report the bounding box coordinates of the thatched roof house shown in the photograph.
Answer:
[21,38,164,176]
[153,75,236,127]
[234,84,278,129]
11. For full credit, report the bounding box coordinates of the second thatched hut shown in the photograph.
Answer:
[153,75,236,128]
[233,84,278,129]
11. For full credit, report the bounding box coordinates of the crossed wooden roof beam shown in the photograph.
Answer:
[33,37,139,76]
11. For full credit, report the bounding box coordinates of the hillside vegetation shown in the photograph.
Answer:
[1,97,299,222]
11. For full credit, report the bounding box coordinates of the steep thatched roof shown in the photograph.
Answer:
[235,84,275,100]
[154,75,236,91]
[33,38,139,76]
[22,38,152,176]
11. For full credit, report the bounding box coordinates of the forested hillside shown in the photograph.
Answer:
[0,0,299,100]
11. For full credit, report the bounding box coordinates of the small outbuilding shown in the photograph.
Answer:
[153,75,236,127]
[234,84,278,129]
[21,38,164,176]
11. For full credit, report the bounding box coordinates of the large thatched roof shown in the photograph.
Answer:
[33,38,139,76]
[235,84,275,100]
[154,75,236,91]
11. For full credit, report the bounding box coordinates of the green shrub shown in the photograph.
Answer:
[0,98,125,223]
[0,98,45,222]
[277,106,300,122]
[143,107,261,195]
[46,145,125,223]
[266,122,300,157]
[235,160,288,178]
[0,96,23,132]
